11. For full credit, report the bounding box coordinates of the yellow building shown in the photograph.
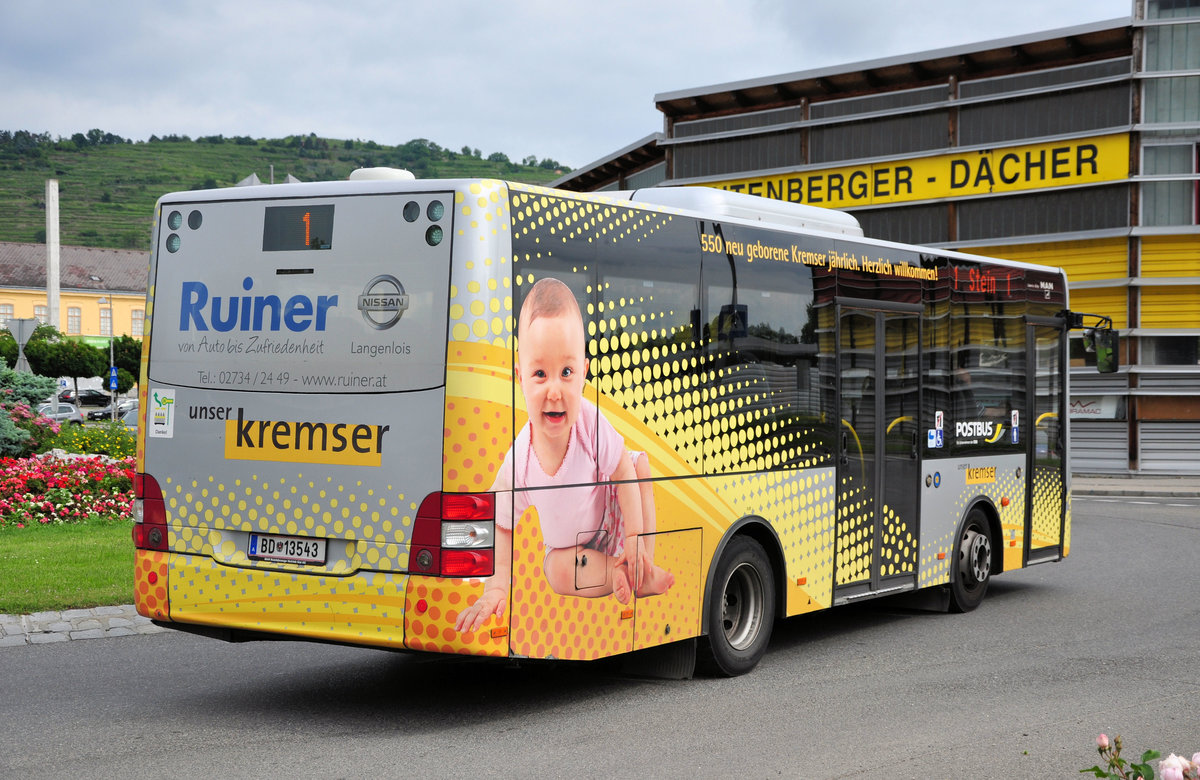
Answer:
[0,241,146,350]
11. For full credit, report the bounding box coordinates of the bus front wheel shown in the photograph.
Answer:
[702,535,775,676]
[949,509,992,613]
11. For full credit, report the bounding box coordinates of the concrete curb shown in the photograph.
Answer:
[0,604,165,648]
[1075,488,1200,498]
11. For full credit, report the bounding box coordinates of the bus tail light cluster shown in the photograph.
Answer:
[410,492,495,578]
[132,473,169,551]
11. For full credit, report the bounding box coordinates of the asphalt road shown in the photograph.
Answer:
[3,495,1198,779]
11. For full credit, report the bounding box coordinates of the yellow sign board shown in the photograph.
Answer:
[965,466,997,485]
[708,133,1130,208]
[224,411,390,466]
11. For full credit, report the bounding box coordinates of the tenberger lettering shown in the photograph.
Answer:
[180,276,338,333]
[710,134,1127,209]
[225,407,389,466]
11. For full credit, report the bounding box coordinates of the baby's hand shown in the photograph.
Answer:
[624,535,649,591]
[454,587,507,634]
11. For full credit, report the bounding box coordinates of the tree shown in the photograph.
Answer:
[486,152,510,164]
[24,337,106,401]
[112,335,142,380]
[115,367,136,395]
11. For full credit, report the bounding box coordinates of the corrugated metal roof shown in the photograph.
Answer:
[654,18,1132,120]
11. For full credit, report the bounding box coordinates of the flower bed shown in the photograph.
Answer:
[0,453,134,529]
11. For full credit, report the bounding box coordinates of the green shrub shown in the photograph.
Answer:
[0,414,32,457]
[0,368,58,406]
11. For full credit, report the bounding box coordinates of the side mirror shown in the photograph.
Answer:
[1094,327,1118,374]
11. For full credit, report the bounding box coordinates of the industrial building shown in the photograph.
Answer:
[554,1,1200,474]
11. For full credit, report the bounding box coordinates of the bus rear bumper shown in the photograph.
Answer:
[135,551,509,656]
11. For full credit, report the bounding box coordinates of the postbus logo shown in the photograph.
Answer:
[358,275,410,330]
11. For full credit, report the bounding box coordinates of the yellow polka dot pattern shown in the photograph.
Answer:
[448,180,513,348]
[877,503,917,579]
[162,552,410,646]
[404,577,508,656]
[134,550,169,620]
[835,475,872,586]
[162,473,416,575]
[917,464,1028,587]
[1031,465,1065,550]
[505,505,703,661]
[712,468,837,611]
[1063,491,1072,556]
[443,341,514,493]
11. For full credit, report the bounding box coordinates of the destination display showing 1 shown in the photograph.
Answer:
[262,204,334,251]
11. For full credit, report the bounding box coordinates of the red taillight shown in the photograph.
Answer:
[442,492,494,521]
[441,549,494,577]
[410,492,494,577]
[133,472,168,551]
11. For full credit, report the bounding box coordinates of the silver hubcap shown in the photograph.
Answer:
[722,562,764,651]
[960,528,991,586]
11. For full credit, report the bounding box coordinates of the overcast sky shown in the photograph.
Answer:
[3,0,1133,169]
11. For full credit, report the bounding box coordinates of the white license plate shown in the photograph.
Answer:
[248,533,326,565]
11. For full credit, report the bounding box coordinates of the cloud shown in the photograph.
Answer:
[1,0,1132,167]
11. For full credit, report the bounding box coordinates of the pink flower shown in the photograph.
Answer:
[1097,734,1110,749]
[1160,754,1192,780]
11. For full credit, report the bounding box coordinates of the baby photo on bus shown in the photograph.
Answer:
[455,277,674,634]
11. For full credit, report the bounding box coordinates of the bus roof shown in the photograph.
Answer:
[153,175,1066,282]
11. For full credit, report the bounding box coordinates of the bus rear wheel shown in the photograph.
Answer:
[702,535,775,676]
[949,509,992,613]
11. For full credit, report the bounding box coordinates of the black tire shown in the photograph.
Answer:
[948,508,992,613]
[702,535,775,676]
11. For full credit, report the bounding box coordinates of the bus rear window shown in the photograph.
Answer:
[148,193,452,393]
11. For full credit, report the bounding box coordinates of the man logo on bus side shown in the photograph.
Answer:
[357,275,410,330]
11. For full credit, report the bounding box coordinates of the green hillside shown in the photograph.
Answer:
[0,130,568,251]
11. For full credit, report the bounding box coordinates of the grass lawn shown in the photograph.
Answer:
[0,521,133,614]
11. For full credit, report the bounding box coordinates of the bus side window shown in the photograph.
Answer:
[701,233,829,470]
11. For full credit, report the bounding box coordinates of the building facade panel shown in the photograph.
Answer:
[957,83,1132,146]
[1141,234,1200,275]
[971,238,1129,282]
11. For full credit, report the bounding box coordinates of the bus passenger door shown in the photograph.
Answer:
[1026,319,1066,561]
[834,303,922,599]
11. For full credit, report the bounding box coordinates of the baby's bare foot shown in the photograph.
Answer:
[635,563,675,598]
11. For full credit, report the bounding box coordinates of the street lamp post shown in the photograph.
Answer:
[96,289,117,422]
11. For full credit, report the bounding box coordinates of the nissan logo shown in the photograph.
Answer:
[358,275,410,330]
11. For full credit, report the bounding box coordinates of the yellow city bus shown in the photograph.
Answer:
[132,172,1116,675]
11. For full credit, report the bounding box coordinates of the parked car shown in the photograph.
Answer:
[57,388,112,407]
[121,407,139,435]
[88,398,138,421]
[37,402,85,425]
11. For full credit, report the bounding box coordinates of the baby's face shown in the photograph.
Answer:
[517,311,588,449]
